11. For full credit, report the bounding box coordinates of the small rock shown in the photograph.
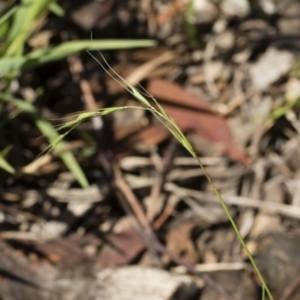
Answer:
[220,0,250,17]
[30,221,67,239]
[204,61,231,82]
[67,202,92,217]
[95,267,199,300]
[278,2,300,35]
[259,0,276,15]
[71,2,103,30]
[215,30,235,50]
[193,0,218,24]
[250,47,294,91]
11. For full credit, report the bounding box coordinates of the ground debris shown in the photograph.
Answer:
[3,0,300,299]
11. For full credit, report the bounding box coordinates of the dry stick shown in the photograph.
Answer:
[125,51,175,86]
[152,194,179,230]
[68,55,103,130]
[165,182,300,219]
[0,203,41,221]
[113,181,162,268]
[113,164,235,300]
[146,139,178,221]
[279,274,300,300]
[113,164,152,231]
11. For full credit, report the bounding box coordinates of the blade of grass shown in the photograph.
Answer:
[0,5,18,26]
[0,146,15,174]
[0,92,89,188]
[4,0,56,56]
[183,0,197,41]
[0,155,15,174]
[48,2,65,17]
[0,40,156,74]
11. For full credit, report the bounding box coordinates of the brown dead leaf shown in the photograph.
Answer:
[4,236,97,265]
[147,79,250,165]
[97,230,145,267]
[166,220,199,264]
[114,124,170,155]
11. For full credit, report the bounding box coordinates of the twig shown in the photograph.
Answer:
[68,55,103,130]
[0,203,41,221]
[120,155,225,170]
[146,139,177,221]
[165,182,300,219]
[203,38,219,99]
[113,164,152,231]
[152,194,179,230]
[125,51,175,86]
[172,262,247,274]
[113,182,162,267]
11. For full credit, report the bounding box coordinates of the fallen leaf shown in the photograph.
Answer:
[4,236,96,264]
[147,79,250,165]
[166,221,199,264]
[97,230,145,267]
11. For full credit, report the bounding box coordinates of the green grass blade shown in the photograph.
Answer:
[0,146,15,174]
[183,0,197,41]
[0,5,18,26]
[60,150,89,188]
[0,155,15,174]
[4,0,56,56]
[192,154,273,300]
[0,93,89,188]
[0,40,155,74]
[33,117,89,189]
[49,2,65,17]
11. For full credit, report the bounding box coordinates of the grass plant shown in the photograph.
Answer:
[0,0,155,186]
[0,2,274,297]
[49,51,274,300]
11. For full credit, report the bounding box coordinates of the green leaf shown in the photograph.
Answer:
[0,5,18,27]
[100,106,127,115]
[0,152,15,174]
[0,39,156,74]
[49,2,65,17]
[4,0,57,56]
[129,86,151,106]
[60,151,89,188]
[35,118,89,189]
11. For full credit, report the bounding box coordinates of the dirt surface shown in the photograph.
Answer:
[2,0,300,299]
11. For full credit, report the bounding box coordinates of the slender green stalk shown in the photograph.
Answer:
[262,287,266,300]
[191,152,273,300]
